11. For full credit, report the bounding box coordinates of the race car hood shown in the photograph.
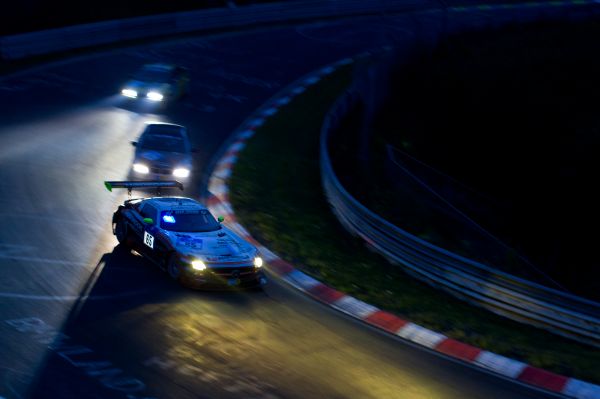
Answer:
[163,226,256,262]
[135,149,190,168]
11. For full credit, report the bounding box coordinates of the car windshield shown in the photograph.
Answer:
[134,67,172,83]
[145,124,184,136]
[139,134,186,153]
[160,210,221,232]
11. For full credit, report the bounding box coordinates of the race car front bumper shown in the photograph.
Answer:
[181,264,267,289]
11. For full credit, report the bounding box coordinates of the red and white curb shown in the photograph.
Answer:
[205,56,600,399]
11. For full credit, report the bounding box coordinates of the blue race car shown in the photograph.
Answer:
[106,181,266,289]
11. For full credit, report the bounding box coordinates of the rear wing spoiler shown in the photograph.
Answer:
[104,180,184,195]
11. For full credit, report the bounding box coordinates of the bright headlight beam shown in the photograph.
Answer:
[173,168,190,178]
[133,163,149,174]
[121,88,137,98]
[147,91,164,102]
[191,260,206,271]
[254,257,263,268]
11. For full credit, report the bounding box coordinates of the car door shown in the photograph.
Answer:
[139,203,159,257]
[139,204,171,267]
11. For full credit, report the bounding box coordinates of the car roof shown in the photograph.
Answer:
[142,63,176,72]
[141,123,187,138]
[142,197,207,212]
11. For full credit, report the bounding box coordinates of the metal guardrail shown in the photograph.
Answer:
[0,0,433,60]
[320,88,600,347]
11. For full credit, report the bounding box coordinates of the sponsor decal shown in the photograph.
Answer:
[144,231,154,249]
[175,235,203,249]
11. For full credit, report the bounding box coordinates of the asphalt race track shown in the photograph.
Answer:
[0,13,561,399]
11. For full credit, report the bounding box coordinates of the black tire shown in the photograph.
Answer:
[115,219,129,247]
[167,254,182,282]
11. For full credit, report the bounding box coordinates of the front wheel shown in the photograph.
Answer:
[167,254,182,282]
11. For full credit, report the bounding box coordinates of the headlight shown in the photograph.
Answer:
[133,163,149,174]
[191,260,206,271]
[121,88,137,98]
[147,91,164,102]
[254,257,263,268]
[173,168,190,178]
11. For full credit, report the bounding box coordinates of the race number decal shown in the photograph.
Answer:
[144,231,154,249]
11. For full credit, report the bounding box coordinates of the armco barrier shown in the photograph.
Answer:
[321,90,600,347]
[0,0,432,60]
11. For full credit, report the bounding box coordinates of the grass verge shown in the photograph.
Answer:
[228,65,600,383]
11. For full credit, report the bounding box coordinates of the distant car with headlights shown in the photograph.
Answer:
[121,63,189,103]
[106,181,267,289]
[130,122,194,183]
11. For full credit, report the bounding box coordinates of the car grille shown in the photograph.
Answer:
[150,166,172,175]
[210,266,255,277]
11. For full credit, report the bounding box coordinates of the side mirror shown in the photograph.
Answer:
[217,216,224,223]
[131,141,137,147]
[143,218,153,224]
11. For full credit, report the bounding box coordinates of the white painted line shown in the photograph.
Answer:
[257,245,279,262]
[228,222,250,237]
[0,289,149,301]
[208,203,230,218]
[238,130,256,139]
[396,323,446,348]
[248,118,265,127]
[276,97,291,106]
[213,167,232,180]
[284,270,321,291]
[220,154,238,166]
[291,86,306,95]
[332,296,379,319]
[262,107,278,116]
[0,255,86,267]
[228,142,246,152]
[320,66,336,75]
[212,202,234,217]
[473,351,527,379]
[304,76,320,85]
[562,378,600,399]
[208,179,228,196]
[221,202,234,215]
